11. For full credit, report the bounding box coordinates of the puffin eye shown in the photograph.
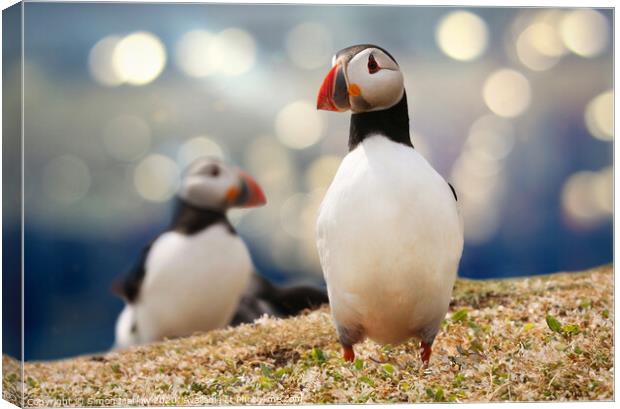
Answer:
[208,165,220,177]
[367,54,379,74]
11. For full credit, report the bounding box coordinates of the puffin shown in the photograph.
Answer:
[113,157,327,348]
[315,45,464,366]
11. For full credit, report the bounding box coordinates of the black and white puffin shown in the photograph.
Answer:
[113,157,327,348]
[315,45,464,366]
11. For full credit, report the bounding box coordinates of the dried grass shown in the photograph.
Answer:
[4,265,613,406]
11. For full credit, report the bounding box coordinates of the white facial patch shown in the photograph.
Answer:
[346,48,404,112]
[179,158,238,209]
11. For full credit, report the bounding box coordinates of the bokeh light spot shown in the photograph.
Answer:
[561,169,611,227]
[89,36,124,86]
[516,24,561,71]
[133,154,180,202]
[467,114,515,161]
[280,193,312,239]
[112,31,167,85]
[286,22,333,70]
[560,9,610,58]
[483,69,531,118]
[436,11,489,61]
[592,166,613,215]
[43,155,91,204]
[102,115,151,161]
[450,113,514,245]
[245,135,296,201]
[305,155,341,191]
[462,205,500,244]
[175,28,255,77]
[177,136,225,168]
[210,28,256,76]
[527,19,565,57]
[275,100,325,149]
[454,149,502,180]
[175,30,218,77]
[585,90,613,141]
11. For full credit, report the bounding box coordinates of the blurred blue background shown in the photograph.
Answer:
[2,4,612,360]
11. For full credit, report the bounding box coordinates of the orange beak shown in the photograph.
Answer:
[317,64,340,111]
[317,63,350,112]
[226,170,267,208]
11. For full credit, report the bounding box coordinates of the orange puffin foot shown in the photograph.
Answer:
[421,342,432,367]
[343,345,355,362]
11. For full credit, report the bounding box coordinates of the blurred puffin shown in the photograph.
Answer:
[315,45,463,366]
[113,157,327,348]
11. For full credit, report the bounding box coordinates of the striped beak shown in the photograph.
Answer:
[226,170,266,208]
[317,62,350,112]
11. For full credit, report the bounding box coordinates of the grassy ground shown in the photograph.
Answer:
[3,265,614,406]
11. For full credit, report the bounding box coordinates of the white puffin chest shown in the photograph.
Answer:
[316,135,463,344]
[136,224,252,340]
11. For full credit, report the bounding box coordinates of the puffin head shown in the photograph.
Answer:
[317,44,404,114]
[178,157,266,211]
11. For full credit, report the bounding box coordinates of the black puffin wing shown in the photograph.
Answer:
[111,241,154,303]
[447,182,464,234]
[448,182,458,201]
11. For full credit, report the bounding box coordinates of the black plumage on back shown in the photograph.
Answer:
[231,274,329,326]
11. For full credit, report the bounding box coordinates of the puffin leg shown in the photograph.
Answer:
[336,322,364,363]
[342,345,355,362]
[417,325,439,368]
[420,341,432,367]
